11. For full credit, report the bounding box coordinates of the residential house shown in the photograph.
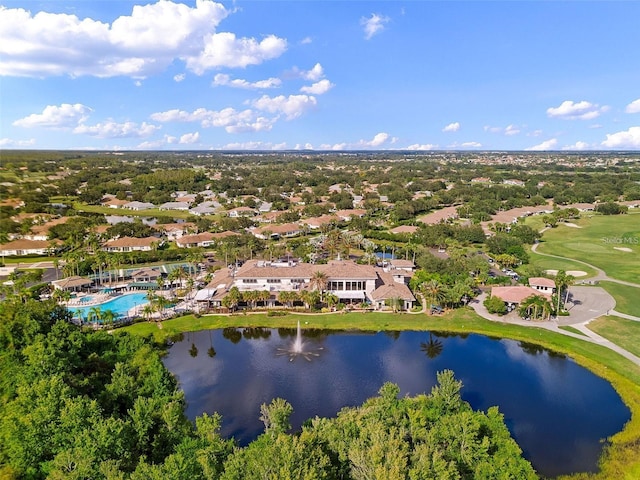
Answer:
[176,232,217,248]
[159,201,190,211]
[335,209,366,221]
[154,222,196,241]
[300,214,339,230]
[226,206,256,218]
[252,223,301,240]
[103,236,159,252]
[102,198,129,209]
[189,204,217,216]
[124,201,155,211]
[0,239,62,256]
[25,216,71,241]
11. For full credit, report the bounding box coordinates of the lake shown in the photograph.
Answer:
[162,328,630,478]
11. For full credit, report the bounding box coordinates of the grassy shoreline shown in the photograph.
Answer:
[120,308,640,479]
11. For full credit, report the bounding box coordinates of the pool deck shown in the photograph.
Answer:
[65,292,114,307]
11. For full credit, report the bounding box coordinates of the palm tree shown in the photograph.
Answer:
[420,333,444,359]
[421,279,444,310]
[258,290,271,308]
[101,309,118,328]
[52,288,71,304]
[225,286,242,311]
[310,270,328,301]
[142,304,155,322]
[88,306,103,328]
[554,270,574,314]
[325,292,339,310]
[518,295,552,321]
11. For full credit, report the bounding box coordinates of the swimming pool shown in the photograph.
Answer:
[72,292,149,320]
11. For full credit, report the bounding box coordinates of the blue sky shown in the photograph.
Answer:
[1,0,640,151]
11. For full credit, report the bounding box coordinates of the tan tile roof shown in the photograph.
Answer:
[370,282,415,302]
[104,236,157,248]
[491,286,550,304]
[528,277,556,288]
[177,232,216,244]
[0,238,62,250]
[390,225,418,234]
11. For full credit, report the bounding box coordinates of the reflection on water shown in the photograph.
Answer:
[163,329,629,478]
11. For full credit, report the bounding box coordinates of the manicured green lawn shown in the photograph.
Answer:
[527,250,598,278]
[599,282,640,318]
[531,212,640,284]
[559,325,587,336]
[589,316,640,358]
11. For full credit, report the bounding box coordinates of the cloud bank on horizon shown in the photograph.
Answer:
[1,0,639,150]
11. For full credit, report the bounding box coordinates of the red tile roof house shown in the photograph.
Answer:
[251,223,302,240]
[528,277,556,294]
[102,236,159,253]
[154,222,197,241]
[0,239,62,256]
[176,232,217,248]
[490,285,551,308]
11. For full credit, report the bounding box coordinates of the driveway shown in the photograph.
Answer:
[471,286,615,326]
[560,286,616,325]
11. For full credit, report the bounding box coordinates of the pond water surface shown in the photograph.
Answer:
[163,328,630,478]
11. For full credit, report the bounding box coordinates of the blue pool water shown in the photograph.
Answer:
[72,292,149,319]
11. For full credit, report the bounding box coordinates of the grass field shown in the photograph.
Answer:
[527,250,598,278]
[599,282,640,318]
[589,316,640,358]
[530,212,640,284]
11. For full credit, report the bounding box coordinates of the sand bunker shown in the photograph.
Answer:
[545,269,588,277]
[614,247,633,252]
[563,222,582,228]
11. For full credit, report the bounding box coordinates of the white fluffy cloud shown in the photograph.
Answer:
[526,138,558,151]
[562,141,591,151]
[546,100,608,120]
[179,132,199,144]
[0,1,286,78]
[13,103,92,128]
[213,73,281,89]
[73,120,160,138]
[251,94,317,120]
[222,141,287,150]
[361,13,390,40]
[185,32,287,74]
[504,124,520,136]
[626,99,640,114]
[442,122,460,132]
[300,79,334,95]
[0,138,36,147]
[150,107,275,133]
[406,143,438,151]
[461,141,482,148]
[601,127,640,148]
[363,132,392,147]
